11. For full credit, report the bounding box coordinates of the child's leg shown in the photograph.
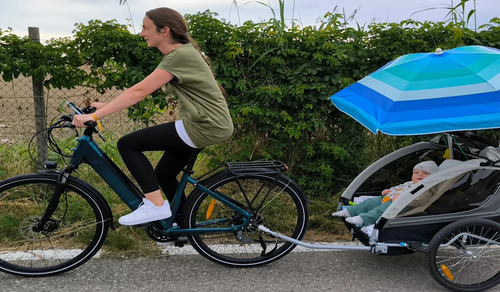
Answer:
[358,200,392,226]
[345,197,384,216]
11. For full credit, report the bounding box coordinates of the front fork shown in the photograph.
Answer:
[34,165,77,232]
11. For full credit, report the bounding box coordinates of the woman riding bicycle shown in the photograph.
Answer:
[72,7,233,226]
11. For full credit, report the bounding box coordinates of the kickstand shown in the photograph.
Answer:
[259,233,277,256]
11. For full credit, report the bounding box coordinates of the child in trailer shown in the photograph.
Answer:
[332,161,439,226]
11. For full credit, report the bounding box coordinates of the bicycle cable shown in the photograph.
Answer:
[27,118,79,169]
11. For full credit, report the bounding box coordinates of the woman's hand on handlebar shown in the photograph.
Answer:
[72,114,96,128]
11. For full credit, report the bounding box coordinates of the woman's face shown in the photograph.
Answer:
[140,16,165,48]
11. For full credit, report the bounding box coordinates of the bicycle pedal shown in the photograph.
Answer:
[174,237,188,247]
[156,241,175,246]
[156,236,188,246]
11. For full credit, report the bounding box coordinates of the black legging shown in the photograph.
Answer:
[117,122,196,203]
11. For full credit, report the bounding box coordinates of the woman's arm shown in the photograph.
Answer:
[91,102,108,109]
[72,69,174,127]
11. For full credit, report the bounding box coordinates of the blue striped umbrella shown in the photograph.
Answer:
[330,45,500,135]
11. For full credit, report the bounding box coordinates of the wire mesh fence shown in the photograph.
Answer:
[0,73,174,180]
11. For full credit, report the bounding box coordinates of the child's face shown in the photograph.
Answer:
[412,169,432,183]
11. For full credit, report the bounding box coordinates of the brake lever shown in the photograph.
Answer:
[61,122,79,137]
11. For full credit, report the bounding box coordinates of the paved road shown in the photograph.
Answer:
[1,246,499,292]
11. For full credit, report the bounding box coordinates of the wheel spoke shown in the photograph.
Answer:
[185,172,307,266]
[429,219,500,291]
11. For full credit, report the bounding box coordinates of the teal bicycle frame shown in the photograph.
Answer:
[57,103,252,236]
[68,134,251,235]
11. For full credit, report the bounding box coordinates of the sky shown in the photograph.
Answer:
[0,0,499,42]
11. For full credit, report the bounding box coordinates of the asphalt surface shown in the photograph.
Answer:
[3,245,499,292]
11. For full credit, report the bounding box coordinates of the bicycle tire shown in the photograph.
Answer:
[182,170,308,266]
[0,173,110,276]
[427,218,500,292]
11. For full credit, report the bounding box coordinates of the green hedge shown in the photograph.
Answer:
[1,13,499,197]
[185,12,500,196]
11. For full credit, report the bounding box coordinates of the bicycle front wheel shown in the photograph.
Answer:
[427,218,500,292]
[0,173,110,276]
[182,170,308,266]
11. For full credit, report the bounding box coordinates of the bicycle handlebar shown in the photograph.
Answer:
[29,102,104,166]
[50,102,105,141]
[66,101,85,115]
[64,101,99,131]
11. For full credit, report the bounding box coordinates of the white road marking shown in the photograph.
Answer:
[0,242,361,259]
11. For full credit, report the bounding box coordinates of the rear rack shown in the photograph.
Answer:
[227,161,286,176]
[195,160,287,181]
[227,161,285,170]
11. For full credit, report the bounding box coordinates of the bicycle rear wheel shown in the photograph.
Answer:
[427,218,500,292]
[0,173,110,276]
[182,170,308,266]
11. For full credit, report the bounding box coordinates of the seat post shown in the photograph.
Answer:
[184,148,202,173]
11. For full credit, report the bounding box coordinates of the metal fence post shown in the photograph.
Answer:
[28,27,48,168]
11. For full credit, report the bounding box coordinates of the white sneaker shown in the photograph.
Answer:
[119,198,172,226]
[332,209,350,217]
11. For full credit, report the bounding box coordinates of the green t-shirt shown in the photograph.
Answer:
[157,43,233,148]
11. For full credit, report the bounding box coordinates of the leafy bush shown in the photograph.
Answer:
[185,11,500,196]
[1,13,499,198]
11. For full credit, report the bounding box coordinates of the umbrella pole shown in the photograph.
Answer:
[446,134,454,159]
